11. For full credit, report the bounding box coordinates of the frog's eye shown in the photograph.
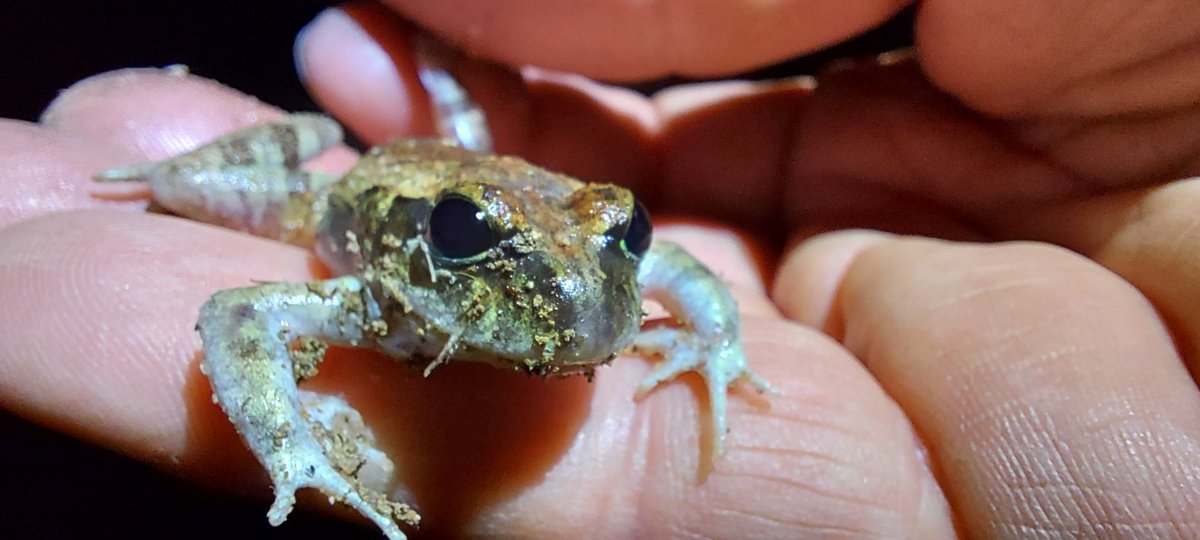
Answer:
[428,196,498,259]
[620,198,653,257]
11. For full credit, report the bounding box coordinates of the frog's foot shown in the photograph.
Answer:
[634,241,776,457]
[632,327,776,456]
[297,390,397,493]
[262,392,418,540]
[197,276,417,539]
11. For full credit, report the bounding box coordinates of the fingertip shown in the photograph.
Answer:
[297,4,541,156]
[296,5,663,186]
[773,229,893,333]
[41,67,284,160]
[38,66,360,176]
[40,66,189,128]
[296,5,435,143]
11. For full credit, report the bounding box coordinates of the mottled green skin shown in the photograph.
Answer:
[317,140,643,375]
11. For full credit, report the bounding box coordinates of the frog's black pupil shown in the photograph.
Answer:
[428,197,496,259]
[623,199,652,257]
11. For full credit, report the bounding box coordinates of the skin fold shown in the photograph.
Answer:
[2,0,1199,537]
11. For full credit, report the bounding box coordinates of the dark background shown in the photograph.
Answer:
[2,1,330,122]
[1,1,912,538]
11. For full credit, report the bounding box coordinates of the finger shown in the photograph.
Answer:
[0,120,145,227]
[654,78,814,230]
[0,210,314,489]
[996,177,1200,380]
[1000,100,1200,187]
[40,67,359,173]
[296,5,660,195]
[775,232,1200,534]
[773,229,889,334]
[294,4,441,145]
[382,0,910,80]
[781,62,1078,236]
[918,0,1200,116]
[0,69,361,229]
[777,61,1198,236]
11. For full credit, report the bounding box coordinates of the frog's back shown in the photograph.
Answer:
[331,139,584,202]
[315,139,593,275]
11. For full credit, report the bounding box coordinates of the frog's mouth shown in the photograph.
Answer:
[449,344,617,378]
[389,212,644,375]
[409,266,642,376]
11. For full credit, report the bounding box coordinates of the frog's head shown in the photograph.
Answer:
[362,157,652,375]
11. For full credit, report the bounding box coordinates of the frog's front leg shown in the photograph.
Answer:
[634,241,776,456]
[198,276,417,540]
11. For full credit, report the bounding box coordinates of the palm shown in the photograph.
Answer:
[3,2,1200,538]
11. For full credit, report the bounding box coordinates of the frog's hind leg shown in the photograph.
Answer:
[197,275,417,539]
[94,113,342,247]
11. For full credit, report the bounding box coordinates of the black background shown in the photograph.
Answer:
[2,1,329,122]
[1,1,912,538]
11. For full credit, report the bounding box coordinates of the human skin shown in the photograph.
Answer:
[2,0,1200,537]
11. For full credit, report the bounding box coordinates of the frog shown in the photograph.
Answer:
[94,112,774,540]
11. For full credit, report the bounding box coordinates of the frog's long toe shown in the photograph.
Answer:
[264,449,414,540]
[281,391,417,537]
[633,327,774,455]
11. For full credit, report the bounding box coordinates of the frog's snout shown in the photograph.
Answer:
[541,269,640,366]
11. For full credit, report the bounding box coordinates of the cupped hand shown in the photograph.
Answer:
[3,1,1200,538]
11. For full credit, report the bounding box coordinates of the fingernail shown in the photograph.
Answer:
[293,8,333,83]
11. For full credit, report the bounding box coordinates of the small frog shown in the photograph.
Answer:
[95,113,773,539]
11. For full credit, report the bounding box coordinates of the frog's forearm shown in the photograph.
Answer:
[637,241,740,338]
[95,113,341,246]
[199,276,370,449]
[635,241,774,455]
[198,276,416,539]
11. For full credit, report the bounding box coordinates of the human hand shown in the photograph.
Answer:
[2,1,1198,539]
[293,0,1200,536]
